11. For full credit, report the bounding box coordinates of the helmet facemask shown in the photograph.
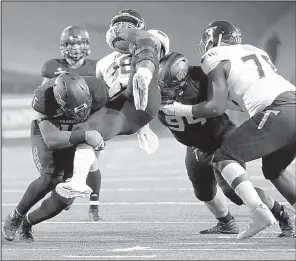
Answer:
[110,12,146,30]
[60,38,90,62]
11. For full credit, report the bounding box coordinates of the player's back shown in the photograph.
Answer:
[158,66,234,153]
[41,58,97,79]
[202,44,295,116]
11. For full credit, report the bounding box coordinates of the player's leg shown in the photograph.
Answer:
[215,168,295,237]
[213,95,296,239]
[2,120,62,241]
[86,151,102,221]
[18,191,74,242]
[185,147,239,234]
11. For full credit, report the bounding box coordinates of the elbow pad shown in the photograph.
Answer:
[69,130,86,145]
[133,45,158,66]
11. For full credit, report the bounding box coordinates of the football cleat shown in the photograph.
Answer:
[200,217,239,234]
[55,181,92,199]
[18,217,34,243]
[2,210,24,241]
[88,208,103,222]
[238,204,277,240]
[278,206,295,237]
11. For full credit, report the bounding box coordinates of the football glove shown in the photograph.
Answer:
[136,124,159,154]
[132,67,153,111]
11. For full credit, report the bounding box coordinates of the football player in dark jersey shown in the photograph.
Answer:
[158,52,294,237]
[2,73,109,242]
[55,9,163,199]
[40,25,102,221]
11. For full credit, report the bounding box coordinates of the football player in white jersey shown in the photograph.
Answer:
[96,28,170,154]
[161,20,296,239]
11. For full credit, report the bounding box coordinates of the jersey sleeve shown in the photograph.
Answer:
[32,78,59,116]
[41,59,57,79]
[201,47,231,75]
[85,77,109,113]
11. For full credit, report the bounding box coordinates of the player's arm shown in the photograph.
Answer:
[161,61,229,118]
[191,61,229,118]
[108,27,158,74]
[37,114,74,149]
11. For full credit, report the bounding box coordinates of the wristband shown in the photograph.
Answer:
[69,130,86,145]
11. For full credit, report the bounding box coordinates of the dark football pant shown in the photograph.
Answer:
[214,91,296,180]
[185,146,243,205]
[74,67,161,141]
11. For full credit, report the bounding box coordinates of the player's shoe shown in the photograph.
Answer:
[88,207,103,222]
[278,206,295,237]
[2,210,24,241]
[55,180,92,199]
[200,217,239,234]
[88,194,102,221]
[238,204,277,240]
[18,217,34,243]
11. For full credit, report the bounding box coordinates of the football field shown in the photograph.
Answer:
[2,137,296,260]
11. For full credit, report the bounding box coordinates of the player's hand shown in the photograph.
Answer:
[85,130,106,151]
[137,124,159,154]
[132,67,153,111]
[160,101,190,116]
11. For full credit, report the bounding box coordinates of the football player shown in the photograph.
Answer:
[161,21,296,239]
[2,73,108,242]
[96,27,170,154]
[40,25,103,221]
[158,52,294,237]
[55,9,165,199]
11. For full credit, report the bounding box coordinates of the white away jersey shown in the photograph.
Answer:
[96,51,132,88]
[201,44,295,117]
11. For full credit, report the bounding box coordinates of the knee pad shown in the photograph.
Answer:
[51,190,75,206]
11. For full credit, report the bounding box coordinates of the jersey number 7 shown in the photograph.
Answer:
[241,53,277,79]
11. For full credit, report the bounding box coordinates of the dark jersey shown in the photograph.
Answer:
[41,58,97,79]
[158,66,236,154]
[32,76,109,130]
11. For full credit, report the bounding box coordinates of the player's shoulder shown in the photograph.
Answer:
[201,46,235,74]
[41,58,66,78]
[97,51,119,70]
[32,79,57,115]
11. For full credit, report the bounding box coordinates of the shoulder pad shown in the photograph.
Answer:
[201,46,231,75]
[41,59,62,79]
[84,77,109,113]
[32,79,59,115]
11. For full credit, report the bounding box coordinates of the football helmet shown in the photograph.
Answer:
[147,29,170,58]
[53,73,92,120]
[110,9,146,30]
[60,25,91,62]
[199,20,241,56]
[158,52,189,103]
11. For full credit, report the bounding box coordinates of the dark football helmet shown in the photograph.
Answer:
[199,20,241,56]
[158,52,190,104]
[110,9,146,30]
[60,25,91,62]
[53,73,92,120]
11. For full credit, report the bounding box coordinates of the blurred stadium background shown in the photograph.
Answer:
[2,1,295,140]
[1,2,296,260]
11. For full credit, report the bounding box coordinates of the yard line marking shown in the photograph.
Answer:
[65,255,157,259]
[1,201,290,207]
[111,246,151,252]
[2,186,276,193]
